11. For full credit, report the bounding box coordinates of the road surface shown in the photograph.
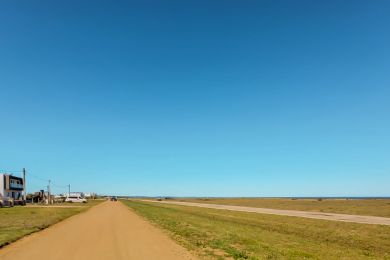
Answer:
[0,201,197,260]
[145,200,390,225]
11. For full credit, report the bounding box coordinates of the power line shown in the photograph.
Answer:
[52,183,67,187]
[2,168,72,196]
[0,170,23,173]
[51,183,68,189]
[27,172,49,183]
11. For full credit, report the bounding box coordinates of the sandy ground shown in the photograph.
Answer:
[0,201,197,260]
[145,200,390,225]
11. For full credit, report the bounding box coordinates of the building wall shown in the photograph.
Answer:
[0,174,4,197]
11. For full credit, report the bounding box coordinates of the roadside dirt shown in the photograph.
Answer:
[0,201,197,260]
[146,200,390,226]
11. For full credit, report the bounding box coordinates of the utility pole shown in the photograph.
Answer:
[48,180,51,205]
[22,168,26,202]
[68,184,71,197]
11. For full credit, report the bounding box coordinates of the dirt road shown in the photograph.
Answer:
[0,201,197,260]
[146,200,390,226]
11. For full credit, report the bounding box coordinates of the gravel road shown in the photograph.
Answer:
[145,200,390,225]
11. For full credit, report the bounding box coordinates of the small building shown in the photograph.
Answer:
[84,192,97,199]
[26,190,45,203]
[0,173,25,204]
[68,192,85,198]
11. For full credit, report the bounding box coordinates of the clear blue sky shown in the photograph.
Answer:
[1,1,389,196]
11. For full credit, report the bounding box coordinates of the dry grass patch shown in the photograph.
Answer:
[123,200,390,260]
[0,200,102,247]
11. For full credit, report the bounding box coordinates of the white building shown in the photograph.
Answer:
[0,173,25,203]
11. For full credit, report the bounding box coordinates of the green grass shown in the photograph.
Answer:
[0,200,102,247]
[177,198,390,218]
[122,200,390,260]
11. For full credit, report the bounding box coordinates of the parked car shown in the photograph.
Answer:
[65,196,87,203]
[0,196,14,207]
[110,196,117,201]
[13,198,26,206]
[13,200,26,206]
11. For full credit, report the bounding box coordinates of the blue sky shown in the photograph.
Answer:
[1,1,389,196]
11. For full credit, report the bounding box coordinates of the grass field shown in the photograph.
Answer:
[176,198,390,218]
[0,200,102,247]
[123,200,390,260]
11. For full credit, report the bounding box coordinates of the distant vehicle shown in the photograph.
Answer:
[0,196,14,207]
[110,196,117,201]
[65,196,87,203]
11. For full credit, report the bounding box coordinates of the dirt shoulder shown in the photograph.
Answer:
[0,201,197,260]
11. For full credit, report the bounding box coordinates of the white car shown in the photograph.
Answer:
[65,196,87,203]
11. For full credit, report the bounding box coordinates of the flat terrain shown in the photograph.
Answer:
[147,200,390,225]
[124,200,390,259]
[178,198,390,217]
[0,201,196,260]
[0,200,102,247]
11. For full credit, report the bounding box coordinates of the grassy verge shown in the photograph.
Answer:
[0,200,103,247]
[122,200,390,260]
[177,198,390,218]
